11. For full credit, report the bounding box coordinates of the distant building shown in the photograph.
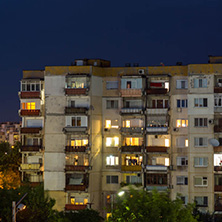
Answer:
[0,122,21,146]
[18,56,222,220]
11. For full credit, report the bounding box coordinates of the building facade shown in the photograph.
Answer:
[19,56,222,218]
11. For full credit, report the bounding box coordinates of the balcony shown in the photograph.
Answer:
[146,165,168,172]
[21,145,42,152]
[121,165,142,172]
[214,87,222,93]
[146,126,168,133]
[65,204,87,211]
[65,146,87,153]
[19,109,41,116]
[215,185,222,192]
[65,185,87,191]
[215,126,222,133]
[20,163,41,171]
[146,108,168,115]
[19,91,41,99]
[65,107,88,115]
[120,146,142,153]
[146,88,168,94]
[146,146,168,153]
[214,146,222,153]
[215,166,222,171]
[146,185,168,191]
[65,88,88,95]
[120,127,144,134]
[20,127,42,134]
[63,127,88,134]
[215,205,222,211]
[65,165,88,171]
[120,108,143,115]
[120,89,142,97]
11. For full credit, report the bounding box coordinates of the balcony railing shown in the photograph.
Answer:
[146,127,168,133]
[65,88,88,95]
[65,165,88,171]
[21,145,42,152]
[65,185,87,191]
[214,87,222,93]
[120,127,144,134]
[20,91,41,99]
[121,165,142,171]
[120,146,142,153]
[20,127,42,134]
[120,108,143,115]
[214,166,222,171]
[214,146,222,153]
[146,88,168,94]
[65,204,87,211]
[215,185,222,192]
[63,127,88,133]
[146,185,168,191]
[120,89,142,97]
[20,163,41,171]
[146,146,168,153]
[146,165,168,171]
[215,126,222,132]
[65,146,87,152]
[65,107,88,114]
[146,108,168,115]
[19,109,41,116]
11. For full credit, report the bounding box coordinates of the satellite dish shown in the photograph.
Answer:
[209,138,220,147]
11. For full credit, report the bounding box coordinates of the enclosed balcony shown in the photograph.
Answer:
[146,116,168,134]
[65,88,88,95]
[121,137,143,153]
[19,91,41,99]
[65,154,89,171]
[65,107,88,115]
[146,146,168,153]
[121,146,142,153]
[121,165,142,172]
[120,108,143,115]
[63,127,88,134]
[146,173,168,191]
[65,173,88,191]
[65,204,87,211]
[215,175,222,192]
[121,154,142,172]
[147,88,168,94]
[65,165,89,171]
[21,127,42,134]
[146,165,168,172]
[146,80,169,95]
[146,126,168,133]
[19,109,41,116]
[120,127,144,134]
[146,108,168,115]
[20,163,41,171]
[65,184,87,191]
[214,146,222,153]
[21,145,42,152]
[65,146,87,153]
[120,89,142,97]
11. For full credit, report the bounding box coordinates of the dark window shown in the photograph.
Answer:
[106,100,118,109]
[203,98,208,107]
[106,175,119,184]
[127,81,131,89]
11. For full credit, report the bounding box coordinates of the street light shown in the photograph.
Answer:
[12,193,28,222]
[117,191,125,197]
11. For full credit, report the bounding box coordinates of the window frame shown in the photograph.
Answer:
[106,175,119,184]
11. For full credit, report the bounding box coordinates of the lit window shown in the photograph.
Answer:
[70,139,88,147]
[185,139,188,147]
[105,120,111,128]
[106,137,119,147]
[106,156,119,166]
[126,120,130,128]
[165,139,170,147]
[70,197,88,205]
[125,138,140,146]
[176,119,188,127]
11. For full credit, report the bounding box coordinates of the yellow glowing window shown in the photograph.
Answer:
[84,198,88,205]
[31,102,35,110]
[75,140,82,146]
[114,137,119,146]
[26,103,31,110]
[185,139,188,147]
[165,158,170,166]
[106,137,119,147]
[105,120,111,128]
[165,139,170,147]
[82,139,88,145]
[177,119,188,127]
[125,138,139,146]
[176,120,181,127]
[22,103,25,109]
[106,138,112,147]
[70,197,75,204]
[126,120,130,128]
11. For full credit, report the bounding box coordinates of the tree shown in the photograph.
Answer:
[108,188,197,222]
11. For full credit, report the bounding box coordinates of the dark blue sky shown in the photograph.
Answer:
[0,0,222,122]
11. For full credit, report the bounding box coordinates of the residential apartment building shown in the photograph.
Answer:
[18,56,222,219]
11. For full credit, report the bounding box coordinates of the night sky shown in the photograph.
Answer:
[0,0,222,122]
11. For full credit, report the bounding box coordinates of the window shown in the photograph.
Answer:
[194,157,208,167]
[106,100,118,109]
[21,81,41,92]
[124,137,142,146]
[194,118,208,127]
[21,102,36,110]
[176,157,188,166]
[176,80,188,89]
[106,156,119,166]
[105,119,119,129]
[146,174,167,185]
[194,137,208,147]
[106,137,119,147]
[176,137,188,148]
[215,95,222,107]
[180,196,188,205]
[126,175,142,184]
[66,116,87,127]
[69,139,88,147]
[106,175,119,184]
[176,176,188,185]
[177,99,188,108]
[194,177,208,186]
[194,196,208,207]
[152,99,168,108]
[70,197,88,205]
[176,119,188,127]
[194,98,208,107]
[106,81,118,90]
[194,78,207,88]
[72,117,81,127]
[66,77,87,89]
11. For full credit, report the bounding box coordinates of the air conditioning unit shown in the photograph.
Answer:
[138,69,145,74]
[177,108,182,112]
[209,119,214,125]
[173,128,179,132]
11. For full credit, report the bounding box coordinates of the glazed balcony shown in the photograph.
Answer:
[121,165,142,172]
[20,127,42,134]
[19,91,41,99]
[215,185,222,192]
[146,165,168,172]
[65,88,88,95]
[146,185,168,191]
[21,145,42,152]
[20,163,41,171]
[214,126,222,133]
[120,127,144,134]
[146,108,168,115]
[120,146,142,153]
[65,204,87,211]
[214,87,222,93]
[65,184,87,191]
[19,109,41,116]
[65,146,87,153]
[65,165,89,171]
[63,127,88,134]
[120,89,142,97]
[146,146,168,153]
[120,108,143,115]
[146,126,168,133]
[146,88,168,94]
[65,107,88,115]
[214,146,222,153]
[214,166,222,171]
